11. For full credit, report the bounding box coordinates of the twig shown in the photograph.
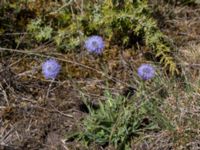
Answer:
[49,0,74,14]
[0,47,136,89]
[49,103,73,118]
[16,66,40,77]
[0,32,29,36]
[61,139,70,150]
[46,79,55,99]
[0,83,9,106]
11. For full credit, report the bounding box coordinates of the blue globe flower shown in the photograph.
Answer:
[42,59,61,79]
[85,35,105,54]
[137,64,155,80]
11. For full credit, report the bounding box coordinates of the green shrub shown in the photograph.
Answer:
[25,0,178,74]
[74,88,174,149]
[0,0,179,74]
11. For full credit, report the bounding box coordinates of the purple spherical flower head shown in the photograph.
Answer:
[85,35,105,54]
[137,64,155,80]
[42,59,61,79]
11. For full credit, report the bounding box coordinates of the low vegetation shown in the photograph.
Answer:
[0,0,200,149]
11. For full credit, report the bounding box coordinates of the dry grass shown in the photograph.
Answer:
[0,1,200,150]
[126,3,200,149]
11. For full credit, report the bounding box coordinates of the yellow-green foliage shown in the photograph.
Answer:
[99,0,178,74]
[1,0,178,74]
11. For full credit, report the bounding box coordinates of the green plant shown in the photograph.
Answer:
[27,19,53,41]
[0,0,179,74]
[25,0,178,74]
[76,89,174,149]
